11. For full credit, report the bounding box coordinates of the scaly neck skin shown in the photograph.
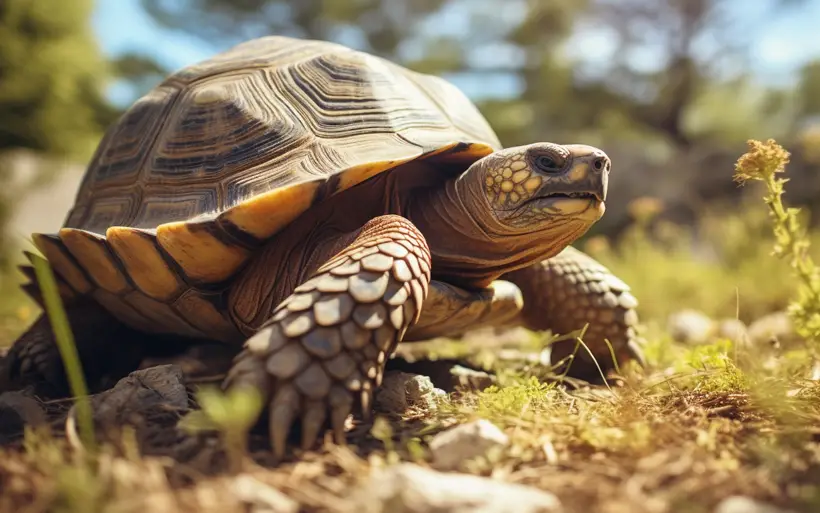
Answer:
[405,172,591,290]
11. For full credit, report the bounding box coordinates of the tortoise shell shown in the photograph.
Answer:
[31,36,501,338]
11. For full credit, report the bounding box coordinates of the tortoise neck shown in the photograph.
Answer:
[406,176,564,289]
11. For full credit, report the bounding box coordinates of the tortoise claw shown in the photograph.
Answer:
[270,386,299,459]
[360,385,374,422]
[300,400,327,450]
[329,386,354,445]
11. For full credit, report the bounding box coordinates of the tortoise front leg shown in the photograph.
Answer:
[223,215,430,458]
[503,246,645,380]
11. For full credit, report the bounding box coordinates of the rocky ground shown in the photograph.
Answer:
[0,321,819,513]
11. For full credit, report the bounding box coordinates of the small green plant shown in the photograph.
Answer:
[370,416,401,465]
[472,376,555,422]
[734,139,820,347]
[30,254,95,451]
[180,385,263,473]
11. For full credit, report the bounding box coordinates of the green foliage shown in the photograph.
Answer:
[471,376,555,422]
[734,139,820,346]
[180,385,263,472]
[0,0,114,158]
[798,60,820,116]
[585,202,818,324]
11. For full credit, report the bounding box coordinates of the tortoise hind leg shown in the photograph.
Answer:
[503,246,645,381]
[223,215,431,458]
[0,300,147,398]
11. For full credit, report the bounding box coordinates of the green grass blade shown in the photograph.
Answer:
[30,254,96,450]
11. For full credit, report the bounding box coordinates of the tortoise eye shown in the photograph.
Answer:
[535,155,561,173]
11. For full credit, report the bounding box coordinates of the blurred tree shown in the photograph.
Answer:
[110,51,170,103]
[0,0,115,158]
[798,60,820,117]
[0,0,115,268]
[581,0,809,148]
[142,0,449,59]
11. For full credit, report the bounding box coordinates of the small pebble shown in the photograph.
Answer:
[429,419,509,471]
[714,496,795,513]
[667,309,713,344]
[350,463,563,513]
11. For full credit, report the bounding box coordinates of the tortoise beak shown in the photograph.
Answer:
[547,148,610,203]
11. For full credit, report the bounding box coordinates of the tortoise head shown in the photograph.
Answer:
[457,142,610,243]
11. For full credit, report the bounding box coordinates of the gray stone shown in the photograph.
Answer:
[715,319,748,343]
[374,371,442,414]
[747,312,799,349]
[667,309,713,344]
[0,390,46,444]
[89,364,188,426]
[351,463,563,513]
[429,419,509,471]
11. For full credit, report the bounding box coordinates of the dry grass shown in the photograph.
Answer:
[1,334,819,513]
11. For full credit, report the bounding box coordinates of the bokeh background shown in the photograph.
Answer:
[1,0,820,343]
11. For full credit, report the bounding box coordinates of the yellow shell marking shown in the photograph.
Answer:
[106,227,185,300]
[59,228,130,294]
[156,221,251,283]
[32,234,92,294]
[220,180,321,240]
[423,142,494,163]
[338,160,404,191]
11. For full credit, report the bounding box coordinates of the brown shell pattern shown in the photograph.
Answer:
[29,36,501,335]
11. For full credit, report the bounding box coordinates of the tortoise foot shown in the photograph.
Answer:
[1,302,146,397]
[224,215,431,458]
[1,314,64,393]
[504,246,645,382]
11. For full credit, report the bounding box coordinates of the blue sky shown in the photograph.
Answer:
[92,0,820,104]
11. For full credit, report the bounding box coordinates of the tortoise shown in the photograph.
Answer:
[1,36,643,456]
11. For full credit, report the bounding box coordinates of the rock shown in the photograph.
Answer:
[428,419,509,471]
[450,365,495,391]
[230,475,298,513]
[715,319,748,343]
[747,312,799,349]
[714,496,795,513]
[0,390,46,444]
[667,309,713,344]
[374,371,442,414]
[385,357,497,393]
[87,364,189,427]
[351,463,562,513]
